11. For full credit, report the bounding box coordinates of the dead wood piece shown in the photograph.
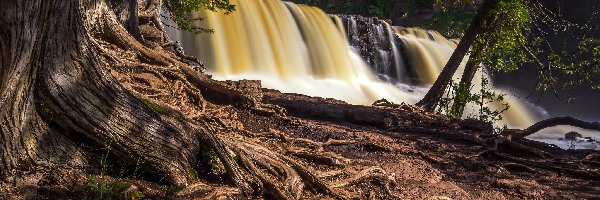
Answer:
[502,116,600,139]
[287,148,347,166]
[372,98,401,108]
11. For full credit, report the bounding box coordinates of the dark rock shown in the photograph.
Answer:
[337,15,413,84]
[565,131,582,140]
[583,137,596,142]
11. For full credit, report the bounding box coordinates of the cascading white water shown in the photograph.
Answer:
[392,27,536,128]
[176,0,422,105]
[171,0,538,130]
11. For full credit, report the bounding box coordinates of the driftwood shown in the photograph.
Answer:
[501,116,600,139]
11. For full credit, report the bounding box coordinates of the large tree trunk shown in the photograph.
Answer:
[0,0,205,185]
[0,0,350,198]
[417,0,500,112]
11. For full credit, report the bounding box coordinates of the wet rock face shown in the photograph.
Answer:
[335,15,411,84]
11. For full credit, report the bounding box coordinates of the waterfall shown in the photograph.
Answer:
[177,0,422,105]
[394,27,462,84]
[392,27,535,128]
[171,0,536,129]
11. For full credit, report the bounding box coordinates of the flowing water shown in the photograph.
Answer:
[167,0,599,145]
[177,0,422,105]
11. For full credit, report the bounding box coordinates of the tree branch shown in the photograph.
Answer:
[502,116,600,139]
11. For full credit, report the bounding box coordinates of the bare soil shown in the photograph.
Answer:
[2,86,598,199]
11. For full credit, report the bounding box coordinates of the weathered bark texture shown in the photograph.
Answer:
[0,0,352,198]
[417,0,500,112]
[0,0,206,185]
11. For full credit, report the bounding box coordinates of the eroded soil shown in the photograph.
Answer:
[2,87,599,199]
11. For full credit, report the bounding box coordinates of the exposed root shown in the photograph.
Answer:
[162,41,205,71]
[223,136,329,199]
[287,147,348,166]
[479,150,600,179]
[279,155,344,199]
[500,163,536,173]
[176,182,240,198]
[317,170,346,178]
[237,151,293,199]
[198,127,258,196]
[332,167,399,199]
[582,160,600,167]
[494,138,553,159]
[324,139,355,146]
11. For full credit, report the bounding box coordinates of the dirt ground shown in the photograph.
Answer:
[1,88,599,199]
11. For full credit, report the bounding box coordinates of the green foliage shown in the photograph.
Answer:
[291,0,392,18]
[100,140,112,176]
[83,140,146,199]
[195,145,226,179]
[437,72,509,125]
[414,9,475,38]
[476,0,532,72]
[548,37,600,90]
[479,0,599,95]
[367,0,393,18]
[140,98,169,115]
[404,0,477,38]
[84,178,143,200]
[166,0,236,34]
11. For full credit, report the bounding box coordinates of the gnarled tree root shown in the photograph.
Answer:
[332,167,399,199]
[221,135,344,199]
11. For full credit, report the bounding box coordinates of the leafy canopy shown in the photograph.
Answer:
[476,0,532,72]
[165,0,236,34]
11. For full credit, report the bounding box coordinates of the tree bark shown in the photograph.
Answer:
[111,0,144,42]
[0,0,347,198]
[0,0,209,185]
[417,0,500,112]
